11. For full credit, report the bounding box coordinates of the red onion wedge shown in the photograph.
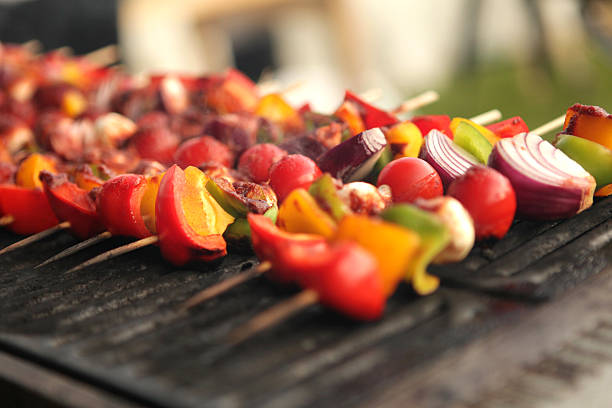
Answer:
[419,129,480,189]
[488,132,596,220]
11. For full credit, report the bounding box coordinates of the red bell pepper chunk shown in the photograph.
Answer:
[309,241,385,321]
[486,116,529,139]
[248,213,328,285]
[344,90,399,129]
[156,165,227,266]
[97,174,151,238]
[248,214,385,320]
[40,171,104,240]
[0,184,59,235]
[411,115,452,138]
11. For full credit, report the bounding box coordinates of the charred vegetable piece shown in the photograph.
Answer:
[385,121,423,159]
[563,103,612,151]
[381,204,449,295]
[206,178,276,218]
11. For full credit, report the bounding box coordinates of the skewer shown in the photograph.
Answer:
[392,90,439,115]
[65,235,159,274]
[227,289,319,346]
[83,44,119,66]
[469,109,502,126]
[178,261,272,312]
[532,114,566,135]
[34,231,113,269]
[0,215,14,227]
[0,221,70,256]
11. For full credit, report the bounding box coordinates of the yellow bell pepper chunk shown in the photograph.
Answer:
[450,117,499,146]
[255,93,303,132]
[277,188,336,239]
[15,153,56,189]
[385,121,423,158]
[62,90,87,118]
[334,214,420,296]
[182,166,234,236]
[140,172,165,234]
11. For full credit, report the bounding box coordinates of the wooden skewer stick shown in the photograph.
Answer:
[178,261,272,312]
[0,215,14,227]
[19,39,43,54]
[0,221,70,256]
[65,235,159,274]
[34,231,113,269]
[227,289,319,346]
[531,114,566,136]
[392,90,440,115]
[83,44,119,66]
[469,109,502,126]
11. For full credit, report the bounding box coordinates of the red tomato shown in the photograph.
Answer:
[447,166,516,240]
[174,135,234,168]
[269,154,322,203]
[377,157,443,203]
[238,143,288,183]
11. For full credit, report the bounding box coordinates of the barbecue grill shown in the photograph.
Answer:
[1,196,612,407]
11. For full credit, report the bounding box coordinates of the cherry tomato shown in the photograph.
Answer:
[238,143,287,183]
[269,154,322,203]
[174,135,234,168]
[377,157,443,203]
[131,127,180,166]
[447,166,516,240]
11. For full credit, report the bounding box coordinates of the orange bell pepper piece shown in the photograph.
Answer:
[334,214,420,296]
[277,188,336,239]
[563,104,612,151]
[15,153,56,189]
[334,101,365,136]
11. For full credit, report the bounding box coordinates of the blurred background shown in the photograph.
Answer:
[1,0,612,126]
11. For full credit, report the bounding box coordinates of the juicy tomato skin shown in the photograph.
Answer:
[447,166,516,240]
[174,135,234,169]
[238,143,288,184]
[269,154,322,203]
[377,157,443,203]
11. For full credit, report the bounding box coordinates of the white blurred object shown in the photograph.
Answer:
[118,0,592,111]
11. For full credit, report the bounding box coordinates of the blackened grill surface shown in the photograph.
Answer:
[0,196,611,407]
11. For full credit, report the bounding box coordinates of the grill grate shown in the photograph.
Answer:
[0,197,611,407]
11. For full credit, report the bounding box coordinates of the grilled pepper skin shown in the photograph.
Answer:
[156,165,227,266]
[97,174,151,238]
